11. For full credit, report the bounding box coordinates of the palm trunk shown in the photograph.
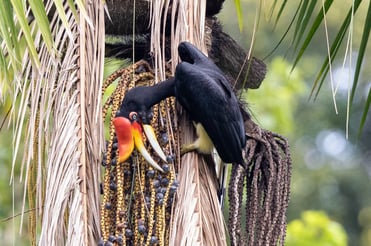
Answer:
[170,111,227,245]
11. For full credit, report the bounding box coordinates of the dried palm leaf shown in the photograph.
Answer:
[150,0,207,78]
[4,0,105,245]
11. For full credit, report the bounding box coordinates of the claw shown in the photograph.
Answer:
[180,122,214,155]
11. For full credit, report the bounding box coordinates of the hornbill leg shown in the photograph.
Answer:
[180,122,214,155]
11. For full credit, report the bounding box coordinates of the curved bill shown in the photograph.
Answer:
[132,122,164,172]
[142,124,168,162]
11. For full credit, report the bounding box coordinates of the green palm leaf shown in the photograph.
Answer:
[311,0,362,99]
[271,0,288,26]
[0,0,22,76]
[292,0,317,51]
[354,1,371,135]
[10,0,41,67]
[28,0,53,51]
[358,87,371,137]
[53,0,74,38]
[272,0,368,135]
[234,0,244,32]
[0,50,10,93]
[291,0,333,71]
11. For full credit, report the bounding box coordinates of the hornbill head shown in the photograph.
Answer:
[113,86,167,172]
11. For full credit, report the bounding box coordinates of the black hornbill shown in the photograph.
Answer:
[113,41,245,171]
[175,42,245,164]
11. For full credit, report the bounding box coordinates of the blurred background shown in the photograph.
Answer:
[1,0,370,245]
[219,0,371,245]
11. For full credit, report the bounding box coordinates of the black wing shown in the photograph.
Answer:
[175,62,245,163]
[178,41,233,100]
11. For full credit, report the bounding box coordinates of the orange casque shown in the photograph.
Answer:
[113,116,164,172]
[113,117,136,163]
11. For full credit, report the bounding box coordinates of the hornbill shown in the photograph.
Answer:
[175,42,246,165]
[114,41,245,172]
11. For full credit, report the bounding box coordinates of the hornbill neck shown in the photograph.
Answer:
[118,78,176,121]
[145,78,175,107]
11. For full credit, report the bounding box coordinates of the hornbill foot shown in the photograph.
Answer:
[180,143,198,155]
[193,123,214,154]
[181,122,214,156]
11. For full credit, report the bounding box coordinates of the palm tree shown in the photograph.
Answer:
[0,0,368,245]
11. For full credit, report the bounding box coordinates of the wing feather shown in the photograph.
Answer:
[175,62,245,163]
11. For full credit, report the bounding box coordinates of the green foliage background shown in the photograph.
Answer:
[286,211,347,246]
[220,1,371,245]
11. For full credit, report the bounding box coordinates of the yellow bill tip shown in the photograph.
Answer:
[132,122,164,172]
[143,124,167,162]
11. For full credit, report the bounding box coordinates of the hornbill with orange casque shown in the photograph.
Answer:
[113,41,246,172]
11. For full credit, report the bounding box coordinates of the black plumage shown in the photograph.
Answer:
[175,42,245,164]
[116,80,175,124]
[116,41,246,164]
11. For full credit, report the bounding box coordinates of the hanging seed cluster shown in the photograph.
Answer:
[228,119,292,246]
[99,60,179,246]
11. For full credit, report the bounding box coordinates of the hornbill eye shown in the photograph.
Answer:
[129,112,139,121]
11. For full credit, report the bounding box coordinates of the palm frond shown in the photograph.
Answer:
[272,0,289,26]
[11,0,41,68]
[103,57,130,80]
[152,0,207,74]
[351,0,370,135]
[1,0,104,244]
[291,0,316,50]
[28,0,53,52]
[233,0,244,32]
[308,0,362,100]
[0,0,22,91]
[291,0,334,71]
[271,0,369,135]
[358,87,371,137]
